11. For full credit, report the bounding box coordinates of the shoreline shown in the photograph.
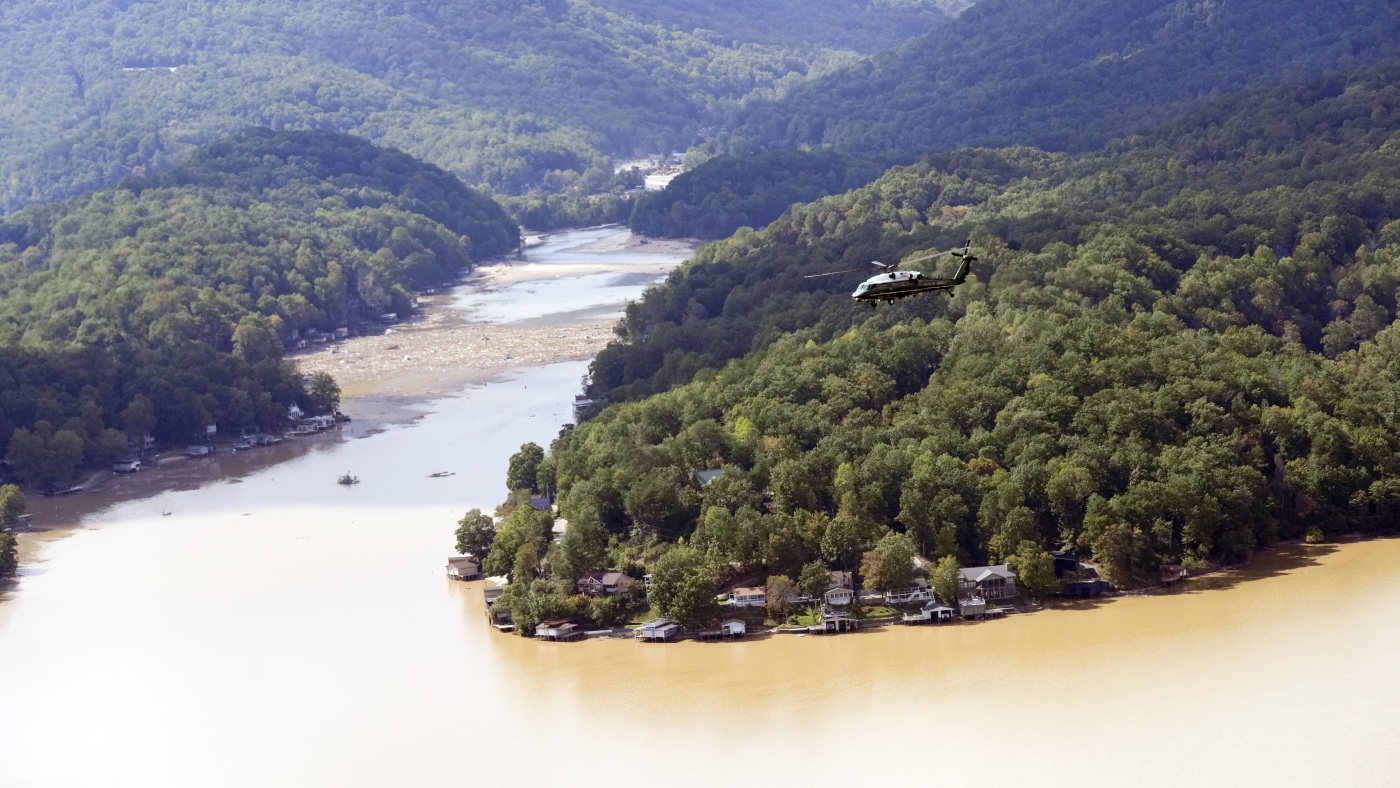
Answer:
[1,226,694,577]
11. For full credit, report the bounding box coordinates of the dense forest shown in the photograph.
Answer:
[718,0,1400,158]
[621,0,1400,242]
[0,129,517,487]
[0,0,952,212]
[628,150,893,239]
[478,62,1400,631]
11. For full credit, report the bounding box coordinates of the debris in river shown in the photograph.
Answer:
[428,471,456,478]
[337,473,360,485]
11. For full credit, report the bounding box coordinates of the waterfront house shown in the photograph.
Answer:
[112,458,141,473]
[572,395,594,420]
[959,565,1019,600]
[729,586,767,608]
[1051,549,1081,577]
[446,557,482,581]
[825,586,855,606]
[185,445,212,457]
[536,619,583,641]
[698,619,747,640]
[576,570,630,597]
[635,618,679,641]
[1161,564,1188,587]
[959,596,988,619]
[811,608,858,634]
[1061,566,1110,598]
[483,582,506,607]
[884,578,934,605]
[903,601,956,624]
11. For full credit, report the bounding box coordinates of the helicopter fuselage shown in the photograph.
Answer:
[852,270,959,302]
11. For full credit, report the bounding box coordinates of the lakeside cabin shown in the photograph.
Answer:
[535,619,583,642]
[112,458,141,473]
[959,564,1019,600]
[698,619,747,640]
[729,586,767,608]
[446,556,482,581]
[903,601,955,624]
[576,570,630,597]
[810,608,858,634]
[884,578,934,605]
[635,618,680,642]
[1161,564,1189,587]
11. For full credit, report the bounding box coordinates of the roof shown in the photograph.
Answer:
[731,586,765,597]
[922,601,954,611]
[579,570,627,586]
[538,618,575,629]
[829,570,853,589]
[529,496,553,510]
[960,564,1016,583]
[721,618,745,626]
[639,617,674,629]
[695,469,724,486]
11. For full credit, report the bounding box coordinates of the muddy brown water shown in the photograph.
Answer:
[2,231,1398,786]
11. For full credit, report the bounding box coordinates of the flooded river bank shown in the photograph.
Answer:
[1,229,1398,787]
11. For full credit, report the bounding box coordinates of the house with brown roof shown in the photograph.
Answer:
[729,586,767,607]
[445,556,481,581]
[535,619,583,641]
[576,570,631,597]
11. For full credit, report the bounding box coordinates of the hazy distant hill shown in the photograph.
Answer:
[0,0,950,213]
[719,0,1400,157]
[589,0,970,53]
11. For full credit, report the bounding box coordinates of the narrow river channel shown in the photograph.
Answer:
[1,229,1398,787]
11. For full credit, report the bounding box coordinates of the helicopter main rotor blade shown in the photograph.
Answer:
[804,268,882,279]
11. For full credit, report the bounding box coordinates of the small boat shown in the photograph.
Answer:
[337,473,360,486]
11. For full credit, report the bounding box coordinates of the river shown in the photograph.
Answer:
[2,229,1398,787]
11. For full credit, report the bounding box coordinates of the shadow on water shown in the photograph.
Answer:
[1181,542,1338,594]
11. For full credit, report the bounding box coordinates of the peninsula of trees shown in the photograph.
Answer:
[472,61,1400,634]
[0,129,518,488]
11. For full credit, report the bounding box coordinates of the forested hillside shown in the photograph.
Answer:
[0,0,949,213]
[488,63,1400,625]
[718,0,1400,157]
[628,150,892,239]
[0,129,517,487]
[589,0,968,53]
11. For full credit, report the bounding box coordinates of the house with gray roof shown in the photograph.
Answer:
[958,564,1018,600]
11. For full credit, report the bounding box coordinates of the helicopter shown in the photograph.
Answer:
[805,240,976,306]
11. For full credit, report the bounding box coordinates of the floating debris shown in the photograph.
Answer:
[428,471,456,478]
[337,473,360,485]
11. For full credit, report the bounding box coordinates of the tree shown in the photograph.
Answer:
[798,560,831,605]
[0,532,16,577]
[506,442,545,493]
[46,429,84,484]
[231,314,283,365]
[765,575,797,621]
[932,555,962,605]
[0,485,26,525]
[1007,540,1059,600]
[6,428,47,486]
[454,508,495,559]
[860,531,918,592]
[307,372,341,414]
[821,493,878,570]
[556,512,607,585]
[648,544,718,630]
[484,505,552,578]
[122,395,156,451]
